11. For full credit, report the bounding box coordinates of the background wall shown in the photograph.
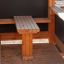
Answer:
[0,0,48,18]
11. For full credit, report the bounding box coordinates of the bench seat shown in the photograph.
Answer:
[14,16,40,34]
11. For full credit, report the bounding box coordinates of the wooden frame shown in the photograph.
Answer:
[0,0,56,60]
[0,0,55,43]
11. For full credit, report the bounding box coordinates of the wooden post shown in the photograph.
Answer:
[48,0,55,44]
[22,33,33,60]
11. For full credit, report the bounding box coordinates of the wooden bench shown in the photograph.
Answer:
[14,16,40,60]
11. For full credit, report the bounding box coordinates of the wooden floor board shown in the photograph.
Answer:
[1,44,64,64]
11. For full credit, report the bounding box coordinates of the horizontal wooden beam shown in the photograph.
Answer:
[0,32,20,40]
[34,18,51,23]
[0,32,48,40]
[0,18,51,24]
[0,19,15,24]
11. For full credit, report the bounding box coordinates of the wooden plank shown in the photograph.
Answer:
[0,31,49,40]
[25,16,33,30]
[0,33,20,40]
[34,18,51,23]
[22,16,32,29]
[25,16,37,33]
[2,44,64,63]
[14,16,40,34]
[0,19,15,24]
[33,31,49,39]
[20,16,28,29]
[22,16,29,29]
[27,16,36,29]
[14,16,40,30]
[29,16,40,30]
[18,16,25,29]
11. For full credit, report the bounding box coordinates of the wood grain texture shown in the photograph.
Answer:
[14,16,40,34]
[0,32,48,40]
[34,18,51,23]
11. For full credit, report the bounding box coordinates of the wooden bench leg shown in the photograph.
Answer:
[48,23,53,44]
[48,22,55,44]
[22,33,33,60]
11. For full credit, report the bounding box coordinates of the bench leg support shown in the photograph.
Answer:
[22,33,33,60]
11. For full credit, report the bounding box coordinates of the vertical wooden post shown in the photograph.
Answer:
[48,0,55,44]
[22,33,33,60]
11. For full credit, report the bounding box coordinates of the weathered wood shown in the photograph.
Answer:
[2,44,64,64]
[14,16,40,34]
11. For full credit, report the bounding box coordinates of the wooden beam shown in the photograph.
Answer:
[0,32,49,40]
[55,35,64,53]
[48,0,55,44]
[34,18,51,23]
[0,19,15,24]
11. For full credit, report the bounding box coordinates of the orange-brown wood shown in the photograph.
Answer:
[0,19,15,24]
[14,16,40,60]
[0,33,20,40]
[33,31,49,39]
[22,33,33,60]
[0,32,48,40]
[48,0,55,7]
[34,18,50,23]
[48,13,55,44]
[48,0,55,44]
[48,0,55,18]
